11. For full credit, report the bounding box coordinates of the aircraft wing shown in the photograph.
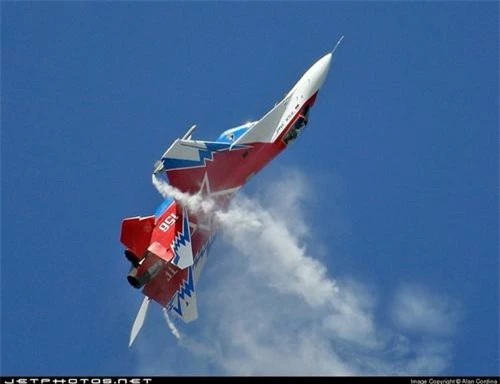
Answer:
[153,93,292,196]
[234,92,292,144]
[153,138,248,196]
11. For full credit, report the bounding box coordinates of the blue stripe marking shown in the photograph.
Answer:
[154,197,175,219]
[163,141,247,171]
[215,125,252,144]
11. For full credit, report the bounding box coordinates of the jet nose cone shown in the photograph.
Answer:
[318,52,333,77]
[309,52,333,92]
[321,52,333,68]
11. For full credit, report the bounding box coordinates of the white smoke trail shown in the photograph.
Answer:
[152,174,215,215]
[147,171,459,375]
[162,302,220,364]
[216,195,340,308]
[162,308,181,340]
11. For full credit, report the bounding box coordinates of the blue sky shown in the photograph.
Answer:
[2,1,498,376]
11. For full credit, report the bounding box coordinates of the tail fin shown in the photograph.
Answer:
[120,216,155,261]
[149,200,194,269]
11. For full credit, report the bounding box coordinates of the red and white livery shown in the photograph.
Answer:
[120,39,342,346]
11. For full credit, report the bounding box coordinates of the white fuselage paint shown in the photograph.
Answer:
[271,53,332,141]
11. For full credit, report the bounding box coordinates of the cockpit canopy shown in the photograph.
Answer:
[215,121,257,144]
[283,106,310,144]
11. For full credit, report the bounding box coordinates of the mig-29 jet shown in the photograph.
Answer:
[120,38,342,346]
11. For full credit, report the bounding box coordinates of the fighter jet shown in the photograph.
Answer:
[120,38,342,346]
